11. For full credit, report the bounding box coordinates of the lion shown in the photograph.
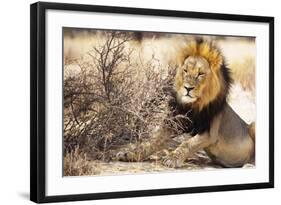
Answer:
[115,39,255,168]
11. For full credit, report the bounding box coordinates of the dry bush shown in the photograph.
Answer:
[63,31,177,162]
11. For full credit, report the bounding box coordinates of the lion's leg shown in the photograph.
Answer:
[115,127,173,162]
[162,132,211,168]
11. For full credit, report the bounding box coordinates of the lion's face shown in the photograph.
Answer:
[175,56,211,105]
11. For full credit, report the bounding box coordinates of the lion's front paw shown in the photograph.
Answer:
[162,151,185,168]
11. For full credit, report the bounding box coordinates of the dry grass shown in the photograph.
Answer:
[64,147,100,176]
[230,57,255,91]
[218,39,256,92]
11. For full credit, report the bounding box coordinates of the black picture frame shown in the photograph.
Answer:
[30,1,274,203]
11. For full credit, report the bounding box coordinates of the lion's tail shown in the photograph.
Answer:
[248,122,255,142]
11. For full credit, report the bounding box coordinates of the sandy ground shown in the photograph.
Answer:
[85,150,223,176]
[86,150,254,176]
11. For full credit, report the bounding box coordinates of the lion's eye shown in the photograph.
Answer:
[197,72,205,78]
[184,69,188,73]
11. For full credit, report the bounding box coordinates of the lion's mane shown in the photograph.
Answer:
[168,39,233,136]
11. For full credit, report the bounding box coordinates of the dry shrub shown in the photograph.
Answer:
[63,31,177,161]
[64,147,100,176]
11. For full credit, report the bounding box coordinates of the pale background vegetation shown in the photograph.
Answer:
[63,28,255,176]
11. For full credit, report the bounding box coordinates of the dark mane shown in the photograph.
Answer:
[168,63,232,136]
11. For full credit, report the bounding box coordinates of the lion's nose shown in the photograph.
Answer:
[184,86,195,97]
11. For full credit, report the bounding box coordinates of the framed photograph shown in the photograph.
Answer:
[30,1,274,203]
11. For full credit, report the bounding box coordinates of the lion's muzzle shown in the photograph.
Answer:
[184,86,195,97]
